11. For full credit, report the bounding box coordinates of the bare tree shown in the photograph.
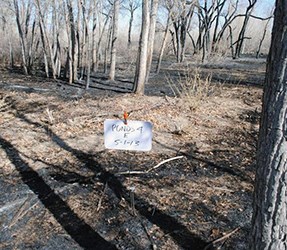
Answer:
[13,0,32,75]
[145,0,159,84]
[91,0,98,72]
[156,11,171,74]
[109,0,120,81]
[195,0,232,62]
[211,0,239,52]
[52,0,62,77]
[251,1,287,249]
[123,0,140,48]
[133,0,150,94]
[63,0,78,83]
[95,4,112,72]
[255,12,273,58]
[234,0,257,58]
[170,0,195,63]
[34,0,57,79]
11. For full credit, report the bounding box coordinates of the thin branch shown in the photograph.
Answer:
[116,156,184,175]
[97,183,108,212]
[204,227,240,250]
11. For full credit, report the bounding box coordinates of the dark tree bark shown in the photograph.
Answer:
[251,1,287,249]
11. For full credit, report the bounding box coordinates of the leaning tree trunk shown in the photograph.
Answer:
[251,1,287,249]
[145,0,159,84]
[256,17,271,58]
[156,14,170,74]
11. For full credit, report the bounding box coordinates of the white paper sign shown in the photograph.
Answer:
[104,119,152,151]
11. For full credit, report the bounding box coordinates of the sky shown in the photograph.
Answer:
[254,0,275,16]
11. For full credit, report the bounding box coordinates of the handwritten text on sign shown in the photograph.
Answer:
[104,119,152,151]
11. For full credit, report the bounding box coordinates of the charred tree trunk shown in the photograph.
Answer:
[251,1,287,249]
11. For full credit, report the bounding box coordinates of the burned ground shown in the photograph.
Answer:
[0,58,264,250]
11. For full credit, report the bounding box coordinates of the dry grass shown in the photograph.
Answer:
[167,67,215,110]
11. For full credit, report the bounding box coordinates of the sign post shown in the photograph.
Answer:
[104,116,152,215]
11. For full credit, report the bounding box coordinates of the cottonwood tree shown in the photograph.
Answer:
[251,1,287,249]
[169,0,195,63]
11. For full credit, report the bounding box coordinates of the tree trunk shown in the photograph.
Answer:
[145,0,159,84]
[35,0,57,79]
[109,0,119,81]
[234,0,257,58]
[127,9,134,48]
[256,18,271,58]
[251,1,287,249]
[91,0,97,72]
[156,14,170,74]
[13,0,29,75]
[96,8,112,72]
[66,0,78,83]
[38,19,50,77]
[104,19,113,74]
[133,1,150,94]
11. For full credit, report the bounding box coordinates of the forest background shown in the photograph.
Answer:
[0,0,275,92]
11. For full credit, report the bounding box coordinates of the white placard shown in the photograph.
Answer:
[104,119,152,151]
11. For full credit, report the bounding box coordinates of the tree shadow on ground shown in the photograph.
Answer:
[8,109,208,249]
[0,136,117,250]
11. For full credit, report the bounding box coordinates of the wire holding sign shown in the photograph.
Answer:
[104,119,152,151]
